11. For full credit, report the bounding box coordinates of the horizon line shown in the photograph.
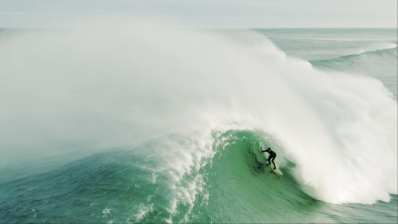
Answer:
[0,27,397,30]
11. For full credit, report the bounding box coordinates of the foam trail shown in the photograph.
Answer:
[0,20,396,204]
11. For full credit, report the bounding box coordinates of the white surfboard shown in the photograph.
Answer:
[267,163,283,175]
[259,142,283,175]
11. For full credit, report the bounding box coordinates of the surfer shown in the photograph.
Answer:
[262,147,276,170]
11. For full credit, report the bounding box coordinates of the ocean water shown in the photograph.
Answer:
[0,24,397,223]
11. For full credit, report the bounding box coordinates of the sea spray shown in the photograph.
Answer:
[0,20,396,209]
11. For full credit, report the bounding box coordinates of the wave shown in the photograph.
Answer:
[1,130,397,223]
[309,45,397,100]
[0,19,396,212]
[310,45,397,74]
[311,44,397,64]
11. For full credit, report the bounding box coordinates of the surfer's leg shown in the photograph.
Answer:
[272,158,276,170]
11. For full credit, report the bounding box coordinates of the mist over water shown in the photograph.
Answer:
[0,21,397,222]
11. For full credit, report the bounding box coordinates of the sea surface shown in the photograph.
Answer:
[0,25,397,223]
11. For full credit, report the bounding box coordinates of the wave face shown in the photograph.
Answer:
[2,131,397,223]
[0,22,397,223]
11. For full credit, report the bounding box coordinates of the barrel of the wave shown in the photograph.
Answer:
[259,142,283,175]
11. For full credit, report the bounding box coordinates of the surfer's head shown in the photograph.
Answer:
[267,148,271,151]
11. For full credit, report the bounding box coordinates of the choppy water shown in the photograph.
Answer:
[0,24,397,223]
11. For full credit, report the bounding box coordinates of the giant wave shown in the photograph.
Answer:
[0,20,397,223]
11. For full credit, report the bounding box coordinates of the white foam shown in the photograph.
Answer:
[135,203,153,221]
[0,19,396,205]
[102,207,111,218]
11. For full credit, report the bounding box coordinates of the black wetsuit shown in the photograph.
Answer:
[262,150,277,169]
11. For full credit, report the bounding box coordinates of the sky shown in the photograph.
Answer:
[0,0,397,28]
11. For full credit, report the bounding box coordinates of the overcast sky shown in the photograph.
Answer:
[0,0,397,28]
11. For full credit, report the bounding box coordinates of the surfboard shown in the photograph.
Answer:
[267,163,283,175]
[259,142,283,175]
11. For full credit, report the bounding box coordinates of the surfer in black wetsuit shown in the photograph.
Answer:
[262,147,277,170]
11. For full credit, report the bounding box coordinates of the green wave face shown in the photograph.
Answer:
[188,129,317,223]
[1,130,397,223]
[187,130,397,223]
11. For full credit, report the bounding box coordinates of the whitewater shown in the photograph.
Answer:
[0,22,397,223]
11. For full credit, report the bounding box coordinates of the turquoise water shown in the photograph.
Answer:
[1,131,397,223]
[0,26,397,223]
